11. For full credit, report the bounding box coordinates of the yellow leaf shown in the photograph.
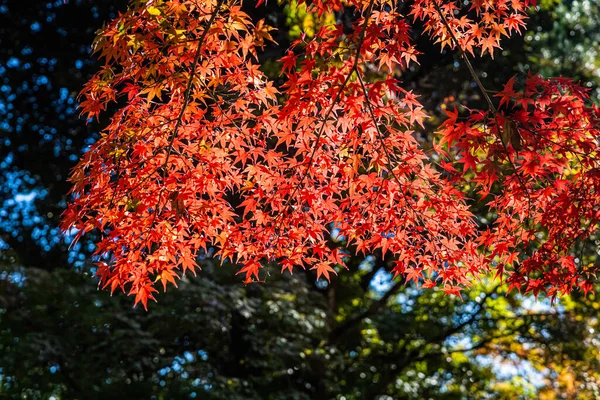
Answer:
[147,6,161,16]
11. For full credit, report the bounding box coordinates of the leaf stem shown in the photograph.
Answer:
[432,2,497,113]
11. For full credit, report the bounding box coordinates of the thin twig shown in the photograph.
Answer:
[141,0,226,249]
[431,1,533,254]
[271,0,376,237]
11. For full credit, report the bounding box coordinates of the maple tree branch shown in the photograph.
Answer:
[356,72,466,259]
[99,1,228,222]
[136,0,226,249]
[158,0,226,183]
[431,1,534,245]
[515,123,588,160]
[431,2,496,113]
[274,0,375,233]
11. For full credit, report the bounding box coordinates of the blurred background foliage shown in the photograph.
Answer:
[0,0,599,399]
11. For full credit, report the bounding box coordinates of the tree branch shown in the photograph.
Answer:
[327,278,403,344]
[431,2,497,113]
[273,0,376,232]
[428,283,501,343]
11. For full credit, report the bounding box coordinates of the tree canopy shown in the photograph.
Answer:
[61,0,600,308]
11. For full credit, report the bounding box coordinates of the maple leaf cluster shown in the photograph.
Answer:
[440,75,600,297]
[62,0,600,309]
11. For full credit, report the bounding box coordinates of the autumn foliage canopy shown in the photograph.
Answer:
[62,0,600,308]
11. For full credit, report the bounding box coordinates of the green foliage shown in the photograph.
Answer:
[2,250,600,399]
[282,0,336,39]
[525,0,600,100]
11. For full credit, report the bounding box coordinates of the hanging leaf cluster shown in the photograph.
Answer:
[62,0,600,308]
